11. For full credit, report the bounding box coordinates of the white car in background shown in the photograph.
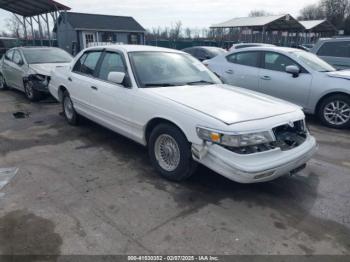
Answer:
[0,47,73,101]
[49,45,317,184]
[205,46,350,129]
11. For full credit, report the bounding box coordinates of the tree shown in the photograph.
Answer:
[169,21,182,40]
[5,14,23,38]
[185,28,192,39]
[298,4,325,20]
[248,10,273,17]
[321,0,350,29]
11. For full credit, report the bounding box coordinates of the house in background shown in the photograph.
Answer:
[54,12,146,55]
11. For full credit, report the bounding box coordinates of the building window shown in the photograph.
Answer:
[129,34,139,44]
[101,32,115,42]
[85,33,95,47]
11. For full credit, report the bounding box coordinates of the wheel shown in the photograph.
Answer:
[0,73,8,90]
[62,91,79,125]
[318,94,350,129]
[24,81,42,101]
[148,123,197,182]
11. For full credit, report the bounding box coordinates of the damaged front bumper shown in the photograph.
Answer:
[26,75,50,93]
[192,135,317,184]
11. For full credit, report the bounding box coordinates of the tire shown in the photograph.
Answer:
[318,94,350,129]
[148,123,197,182]
[0,73,8,90]
[62,91,79,125]
[24,80,42,101]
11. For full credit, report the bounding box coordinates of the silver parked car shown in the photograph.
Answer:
[311,37,350,70]
[0,47,73,101]
[206,46,350,129]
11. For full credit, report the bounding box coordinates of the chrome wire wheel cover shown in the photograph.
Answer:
[154,134,181,172]
[0,75,4,89]
[25,81,34,98]
[324,100,350,126]
[64,96,74,120]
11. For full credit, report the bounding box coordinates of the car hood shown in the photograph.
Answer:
[146,84,300,125]
[327,70,350,80]
[29,63,70,76]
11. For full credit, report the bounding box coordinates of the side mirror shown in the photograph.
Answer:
[286,65,300,77]
[107,72,126,85]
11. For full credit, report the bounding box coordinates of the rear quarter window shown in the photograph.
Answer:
[226,51,260,67]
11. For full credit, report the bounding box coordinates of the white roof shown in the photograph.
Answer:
[299,20,326,30]
[211,14,288,28]
[86,44,183,53]
[0,37,18,40]
[229,46,302,54]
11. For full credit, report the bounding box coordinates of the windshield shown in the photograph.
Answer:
[292,51,336,72]
[129,52,222,88]
[22,48,73,64]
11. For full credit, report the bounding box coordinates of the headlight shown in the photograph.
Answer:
[35,74,46,81]
[196,127,275,147]
[33,74,50,85]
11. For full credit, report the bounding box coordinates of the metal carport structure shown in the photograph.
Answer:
[299,20,337,43]
[210,14,305,46]
[0,0,70,46]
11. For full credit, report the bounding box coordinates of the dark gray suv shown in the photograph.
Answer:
[0,37,19,59]
[311,37,350,70]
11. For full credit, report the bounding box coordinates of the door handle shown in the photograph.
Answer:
[68,77,72,82]
[225,69,234,74]
[91,86,98,90]
[260,76,271,80]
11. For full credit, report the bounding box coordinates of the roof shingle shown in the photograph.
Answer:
[61,12,146,32]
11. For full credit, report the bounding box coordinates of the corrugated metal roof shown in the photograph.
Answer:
[59,12,146,32]
[211,14,287,28]
[298,19,337,32]
[0,0,70,17]
[299,20,326,30]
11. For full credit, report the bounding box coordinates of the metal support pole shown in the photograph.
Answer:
[44,13,51,46]
[262,26,266,43]
[37,15,44,46]
[30,17,35,46]
[23,17,28,44]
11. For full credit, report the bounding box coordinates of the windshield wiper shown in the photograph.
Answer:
[186,80,216,85]
[144,83,181,87]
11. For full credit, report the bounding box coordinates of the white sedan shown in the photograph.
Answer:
[49,45,317,183]
[205,46,350,129]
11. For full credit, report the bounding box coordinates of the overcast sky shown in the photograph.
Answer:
[0,0,319,30]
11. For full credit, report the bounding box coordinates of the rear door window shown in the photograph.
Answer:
[226,51,260,67]
[317,41,350,58]
[73,51,102,76]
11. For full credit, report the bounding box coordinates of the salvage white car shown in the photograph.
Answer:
[49,45,317,183]
[0,47,73,101]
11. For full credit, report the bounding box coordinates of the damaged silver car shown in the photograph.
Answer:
[0,47,72,101]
